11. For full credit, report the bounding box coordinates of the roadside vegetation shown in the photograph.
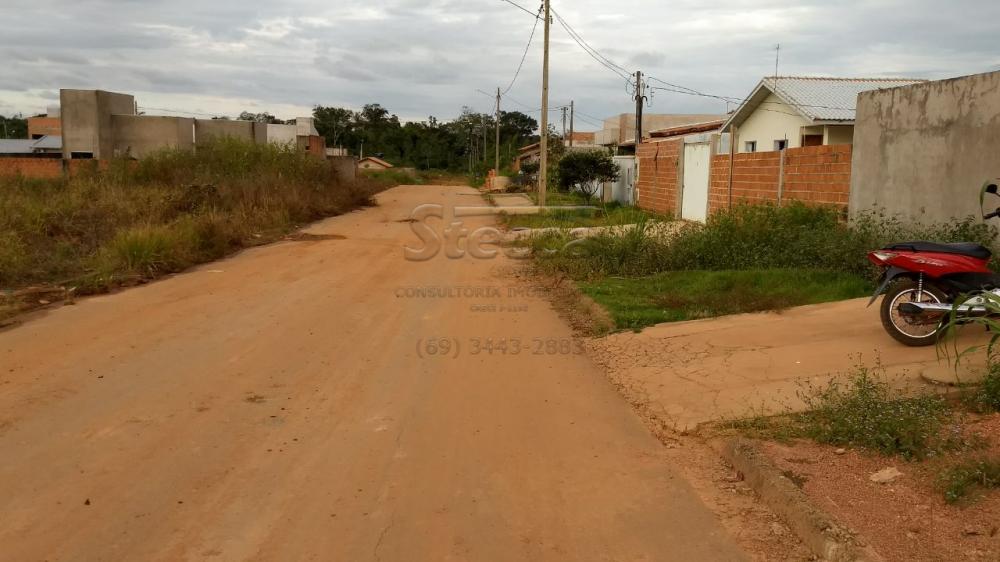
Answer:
[722,360,1000,504]
[581,269,870,331]
[0,138,390,319]
[361,168,469,187]
[525,202,998,330]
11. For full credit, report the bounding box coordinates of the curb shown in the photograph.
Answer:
[720,438,884,562]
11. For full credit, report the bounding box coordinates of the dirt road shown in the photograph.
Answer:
[0,185,745,561]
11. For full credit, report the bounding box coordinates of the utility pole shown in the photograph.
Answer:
[634,71,645,149]
[561,106,567,139]
[495,87,501,173]
[538,0,550,204]
[569,100,574,148]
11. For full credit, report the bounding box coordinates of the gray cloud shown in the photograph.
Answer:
[1,0,998,123]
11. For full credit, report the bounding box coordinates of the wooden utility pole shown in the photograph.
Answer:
[634,71,644,149]
[495,88,501,173]
[538,0,550,204]
[561,106,567,139]
[569,100,574,147]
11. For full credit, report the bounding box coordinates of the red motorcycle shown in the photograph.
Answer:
[868,182,1000,346]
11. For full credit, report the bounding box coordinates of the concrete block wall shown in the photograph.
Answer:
[850,70,1000,223]
[194,119,257,145]
[112,115,195,158]
[636,138,683,215]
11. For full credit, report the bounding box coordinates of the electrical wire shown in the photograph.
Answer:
[502,4,542,95]
[498,0,541,19]
[550,6,633,81]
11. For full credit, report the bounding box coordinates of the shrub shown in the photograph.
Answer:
[532,201,1000,282]
[794,363,950,459]
[941,457,1000,503]
[556,150,618,196]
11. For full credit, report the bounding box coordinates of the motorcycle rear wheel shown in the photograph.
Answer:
[880,279,948,347]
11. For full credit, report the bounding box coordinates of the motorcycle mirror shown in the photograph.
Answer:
[980,181,1000,211]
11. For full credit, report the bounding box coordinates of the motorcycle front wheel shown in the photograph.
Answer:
[880,279,948,347]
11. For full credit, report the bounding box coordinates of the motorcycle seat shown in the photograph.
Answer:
[884,241,992,260]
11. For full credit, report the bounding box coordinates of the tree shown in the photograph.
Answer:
[238,111,285,124]
[557,150,619,197]
[313,106,356,149]
[0,114,28,138]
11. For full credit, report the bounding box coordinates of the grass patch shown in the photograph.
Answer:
[941,457,1000,504]
[0,138,388,308]
[503,202,663,230]
[361,168,468,187]
[579,268,870,331]
[794,363,952,460]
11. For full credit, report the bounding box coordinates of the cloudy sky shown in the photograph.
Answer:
[1,0,998,130]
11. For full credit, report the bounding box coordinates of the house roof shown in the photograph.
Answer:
[0,135,62,154]
[723,76,925,131]
[359,156,393,168]
[649,119,725,138]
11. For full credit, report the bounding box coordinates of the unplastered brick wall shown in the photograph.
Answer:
[636,138,683,215]
[0,158,64,179]
[0,158,112,180]
[708,144,852,214]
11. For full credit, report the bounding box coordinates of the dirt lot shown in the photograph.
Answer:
[0,185,754,561]
[760,413,1000,562]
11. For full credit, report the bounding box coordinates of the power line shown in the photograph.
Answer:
[645,78,854,112]
[502,4,543,95]
[497,0,540,19]
[549,6,632,81]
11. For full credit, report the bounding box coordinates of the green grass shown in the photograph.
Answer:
[579,268,871,331]
[502,203,663,230]
[941,457,1000,503]
[794,364,953,460]
[361,168,469,187]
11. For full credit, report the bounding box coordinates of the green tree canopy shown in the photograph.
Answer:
[557,150,619,196]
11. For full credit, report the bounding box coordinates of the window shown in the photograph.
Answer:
[774,139,788,151]
[744,141,757,153]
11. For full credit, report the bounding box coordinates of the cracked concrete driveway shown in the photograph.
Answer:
[588,298,989,431]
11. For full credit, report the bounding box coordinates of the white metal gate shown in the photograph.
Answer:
[610,156,636,205]
[681,143,711,222]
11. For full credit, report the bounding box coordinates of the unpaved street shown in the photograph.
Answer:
[0,185,745,561]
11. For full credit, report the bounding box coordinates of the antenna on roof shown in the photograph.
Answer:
[774,44,780,79]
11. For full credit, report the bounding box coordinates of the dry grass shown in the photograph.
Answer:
[0,139,385,314]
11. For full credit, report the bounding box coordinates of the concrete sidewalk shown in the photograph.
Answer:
[588,298,990,430]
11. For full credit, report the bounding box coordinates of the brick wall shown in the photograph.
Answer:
[636,138,683,215]
[708,144,852,214]
[0,158,111,179]
[0,158,64,179]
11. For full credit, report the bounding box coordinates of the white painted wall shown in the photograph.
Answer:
[736,93,810,152]
[825,125,854,145]
[267,124,297,145]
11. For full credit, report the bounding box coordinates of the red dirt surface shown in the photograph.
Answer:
[762,414,1000,562]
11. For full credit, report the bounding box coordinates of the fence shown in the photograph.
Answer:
[636,141,852,218]
[0,158,112,179]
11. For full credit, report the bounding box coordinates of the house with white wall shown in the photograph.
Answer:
[722,77,923,153]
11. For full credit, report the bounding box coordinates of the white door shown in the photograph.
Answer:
[681,143,711,222]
